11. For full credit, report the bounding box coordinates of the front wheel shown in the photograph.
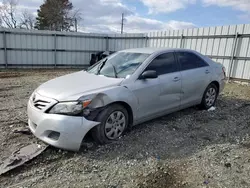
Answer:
[200,83,218,110]
[91,104,128,144]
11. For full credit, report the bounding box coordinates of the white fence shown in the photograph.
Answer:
[1,24,250,81]
[0,29,147,68]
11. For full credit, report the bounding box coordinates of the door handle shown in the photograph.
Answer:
[205,70,210,74]
[173,77,180,82]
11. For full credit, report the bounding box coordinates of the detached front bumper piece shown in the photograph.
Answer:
[0,144,48,175]
[27,99,99,151]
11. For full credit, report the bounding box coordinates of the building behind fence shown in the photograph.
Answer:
[0,24,250,81]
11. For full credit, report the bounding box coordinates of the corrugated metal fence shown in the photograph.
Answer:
[0,29,147,68]
[1,24,250,81]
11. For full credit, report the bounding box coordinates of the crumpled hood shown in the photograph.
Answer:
[36,71,123,101]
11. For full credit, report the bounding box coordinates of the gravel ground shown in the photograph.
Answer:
[0,70,250,188]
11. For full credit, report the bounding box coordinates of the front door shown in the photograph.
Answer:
[144,52,182,114]
[129,52,182,122]
[129,77,161,121]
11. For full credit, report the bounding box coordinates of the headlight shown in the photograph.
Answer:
[48,100,91,115]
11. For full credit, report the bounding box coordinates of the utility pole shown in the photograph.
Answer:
[121,13,124,34]
[75,18,77,32]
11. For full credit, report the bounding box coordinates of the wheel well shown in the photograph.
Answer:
[109,101,134,126]
[82,101,134,145]
[211,81,220,91]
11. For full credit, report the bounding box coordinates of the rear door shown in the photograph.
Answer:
[175,51,212,107]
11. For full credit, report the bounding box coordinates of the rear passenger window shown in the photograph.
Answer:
[145,52,178,75]
[176,52,208,71]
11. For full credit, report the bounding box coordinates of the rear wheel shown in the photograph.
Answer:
[200,83,218,110]
[91,104,128,144]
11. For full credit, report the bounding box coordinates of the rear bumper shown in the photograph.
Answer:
[219,78,226,94]
[27,101,99,151]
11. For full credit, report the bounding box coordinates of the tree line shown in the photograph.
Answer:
[0,0,82,31]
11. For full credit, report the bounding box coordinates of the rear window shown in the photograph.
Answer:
[176,52,208,71]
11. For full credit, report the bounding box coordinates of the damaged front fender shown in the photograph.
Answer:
[79,86,138,122]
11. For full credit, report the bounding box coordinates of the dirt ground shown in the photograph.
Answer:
[0,69,250,188]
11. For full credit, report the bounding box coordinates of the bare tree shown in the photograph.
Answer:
[66,8,82,32]
[19,10,35,29]
[0,0,18,28]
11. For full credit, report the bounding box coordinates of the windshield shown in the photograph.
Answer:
[87,52,150,78]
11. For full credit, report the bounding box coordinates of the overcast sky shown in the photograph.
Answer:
[17,0,250,33]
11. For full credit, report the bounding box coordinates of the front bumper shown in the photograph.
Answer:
[27,100,99,151]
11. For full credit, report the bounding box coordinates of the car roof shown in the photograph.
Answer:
[120,47,198,55]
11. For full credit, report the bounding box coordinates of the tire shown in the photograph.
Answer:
[91,104,129,144]
[200,83,219,110]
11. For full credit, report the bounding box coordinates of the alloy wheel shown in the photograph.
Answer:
[104,111,126,140]
[205,87,216,107]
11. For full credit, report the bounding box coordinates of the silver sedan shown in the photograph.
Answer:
[27,48,226,151]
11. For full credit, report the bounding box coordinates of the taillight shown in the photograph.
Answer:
[222,67,226,78]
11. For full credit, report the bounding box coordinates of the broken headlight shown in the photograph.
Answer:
[48,100,91,116]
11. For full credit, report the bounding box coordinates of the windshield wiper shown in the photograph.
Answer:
[110,63,118,78]
[97,58,108,75]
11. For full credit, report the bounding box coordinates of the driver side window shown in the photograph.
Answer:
[145,52,178,75]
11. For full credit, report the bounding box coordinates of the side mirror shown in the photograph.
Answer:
[139,70,158,79]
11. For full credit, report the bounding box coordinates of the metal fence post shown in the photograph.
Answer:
[105,36,109,51]
[145,36,149,47]
[3,31,7,68]
[54,33,57,67]
[227,32,239,82]
[180,34,184,48]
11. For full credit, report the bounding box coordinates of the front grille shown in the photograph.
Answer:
[34,100,50,110]
[31,92,57,111]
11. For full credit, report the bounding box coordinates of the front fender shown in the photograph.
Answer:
[78,86,138,121]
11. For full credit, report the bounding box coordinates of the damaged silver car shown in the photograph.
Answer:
[27,48,226,151]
